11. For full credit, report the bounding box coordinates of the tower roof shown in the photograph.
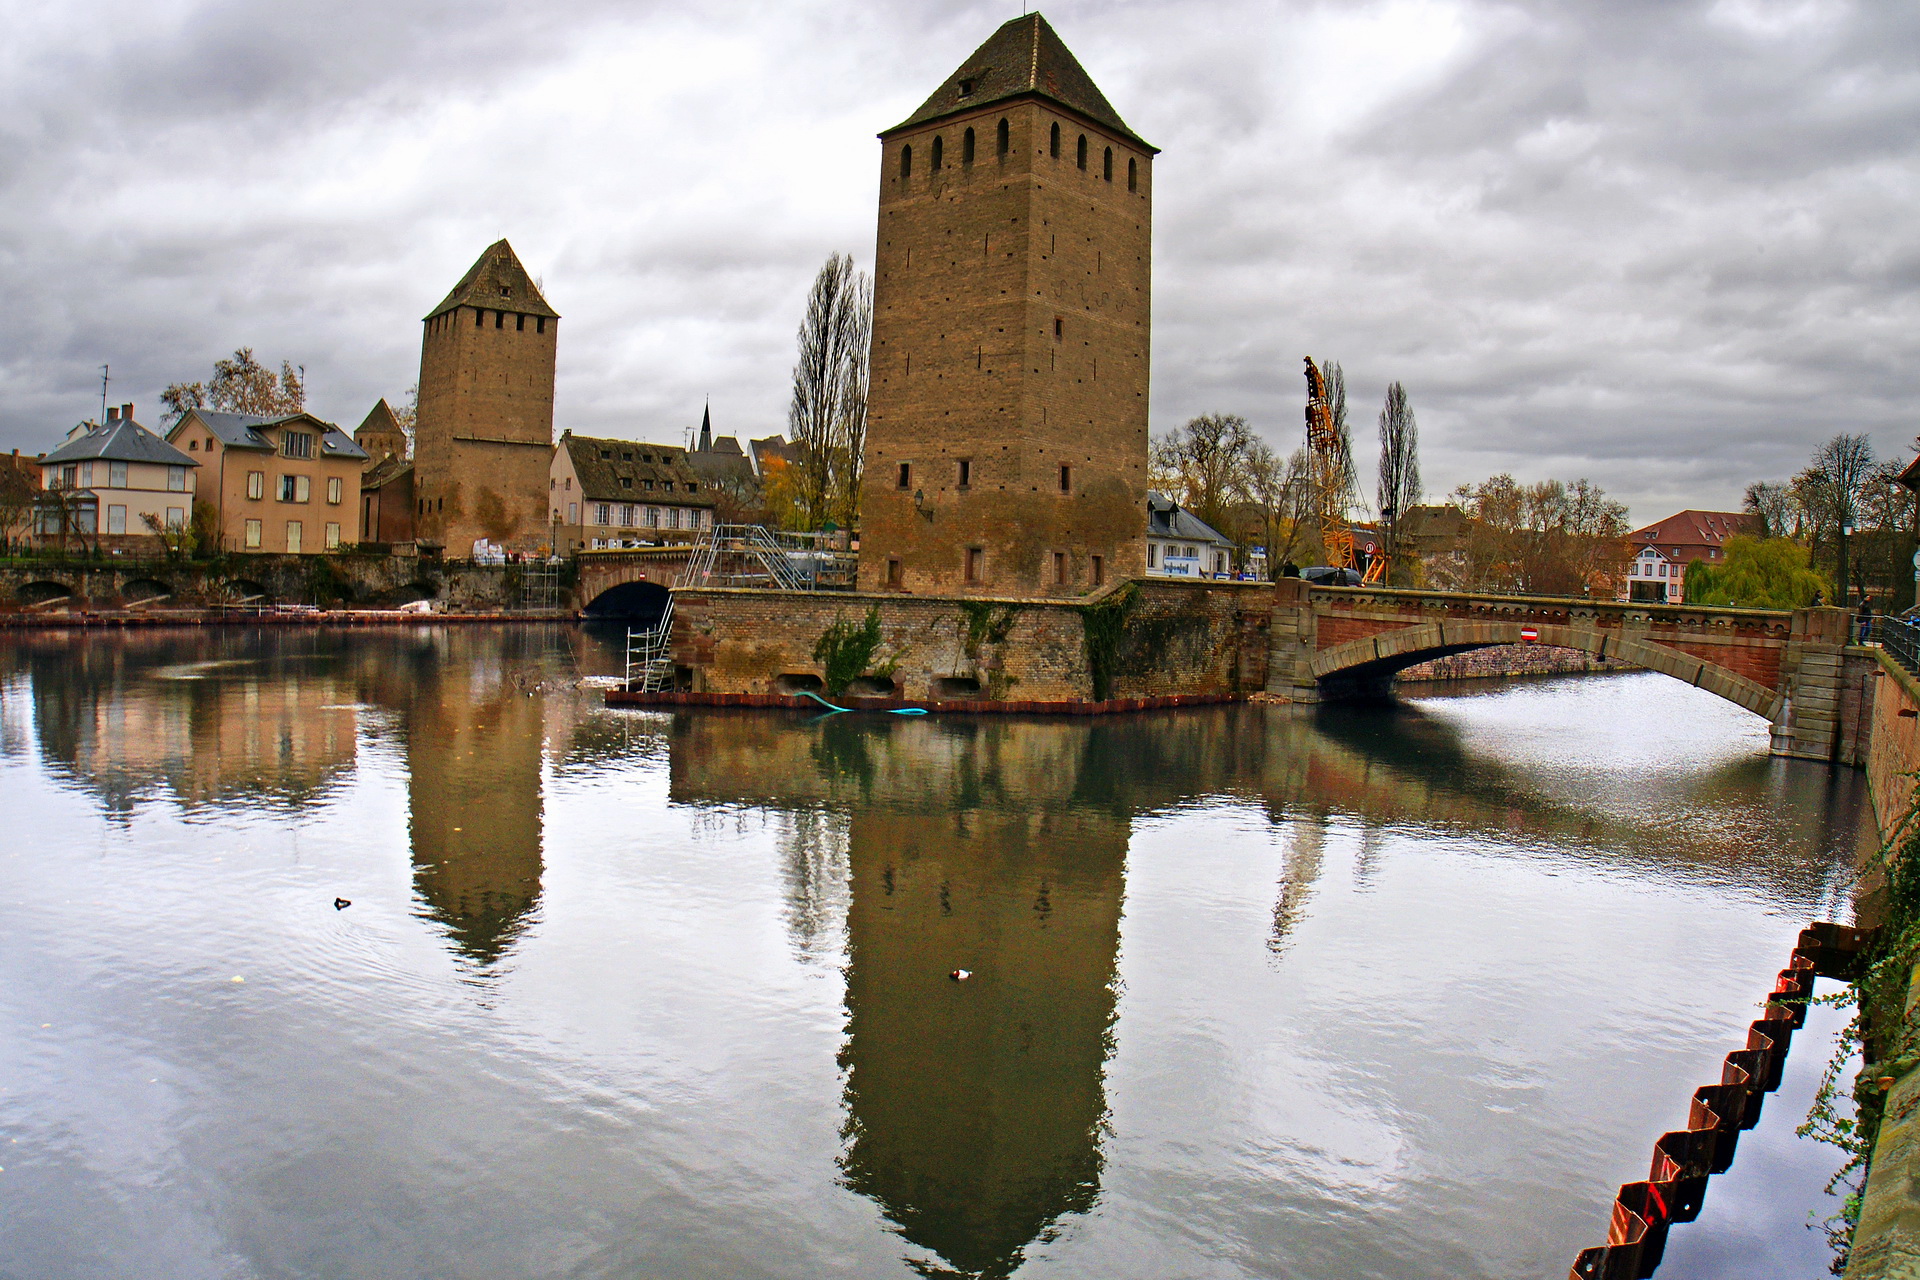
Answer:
[425,239,559,321]
[885,13,1154,152]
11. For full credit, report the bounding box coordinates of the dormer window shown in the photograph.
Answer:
[282,431,314,460]
[499,285,511,297]
[600,449,612,459]
[958,78,974,97]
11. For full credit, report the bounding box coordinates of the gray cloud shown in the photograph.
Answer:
[1,0,1916,520]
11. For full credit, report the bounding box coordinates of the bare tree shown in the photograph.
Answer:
[1151,412,1259,537]
[162,348,305,423]
[1796,433,1875,601]
[787,254,872,530]
[1375,382,1421,581]
[393,384,419,458]
[1245,441,1313,572]
[1742,481,1794,539]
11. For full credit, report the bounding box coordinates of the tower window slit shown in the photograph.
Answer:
[1128,157,1137,191]
[1103,147,1113,181]
[1050,122,1060,158]
[962,127,974,165]
[901,145,912,179]
[1076,135,1087,169]
[997,118,1009,157]
[932,135,943,170]
[474,308,483,327]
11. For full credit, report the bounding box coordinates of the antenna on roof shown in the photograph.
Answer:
[99,365,109,426]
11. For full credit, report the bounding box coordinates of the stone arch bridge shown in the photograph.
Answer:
[1267,580,1873,763]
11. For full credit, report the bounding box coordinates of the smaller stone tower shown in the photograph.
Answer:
[413,240,559,554]
[353,399,408,463]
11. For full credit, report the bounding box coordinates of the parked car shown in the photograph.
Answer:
[1301,565,1363,586]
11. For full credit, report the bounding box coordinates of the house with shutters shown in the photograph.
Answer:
[34,404,197,549]
[550,432,718,552]
[1145,492,1235,578]
[166,408,368,553]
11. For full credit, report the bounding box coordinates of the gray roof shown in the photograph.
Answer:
[176,410,368,462]
[1147,492,1232,546]
[41,418,197,468]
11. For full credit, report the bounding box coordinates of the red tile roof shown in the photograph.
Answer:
[1629,509,1759,559]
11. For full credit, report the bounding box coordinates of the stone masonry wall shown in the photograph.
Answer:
[669,579,1269,702]
[1397,644,1635,682]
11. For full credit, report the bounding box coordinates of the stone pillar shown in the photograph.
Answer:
[1771,606,1866,763]
[1265,579,1322,701]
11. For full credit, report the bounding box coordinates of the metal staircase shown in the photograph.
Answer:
[676,523,855,591]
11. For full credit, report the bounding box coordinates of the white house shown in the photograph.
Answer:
[1146,492,1235,578]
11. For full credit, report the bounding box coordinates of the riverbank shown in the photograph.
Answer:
[0,608,576,628]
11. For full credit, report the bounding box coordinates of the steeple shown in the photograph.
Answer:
[699,400,712,452]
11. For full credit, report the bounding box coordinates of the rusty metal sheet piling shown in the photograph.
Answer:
[1570,922,1872,1280]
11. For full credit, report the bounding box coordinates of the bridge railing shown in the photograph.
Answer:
[675,525,857,591]
[1875,615,1920,676]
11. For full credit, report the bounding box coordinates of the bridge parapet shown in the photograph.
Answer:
[1267,582,1867,762]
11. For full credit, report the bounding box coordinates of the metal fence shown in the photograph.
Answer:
[675,524,856,591]
[1875,614,1920,676]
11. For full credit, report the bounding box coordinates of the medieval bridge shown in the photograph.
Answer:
[1268,580,1870,763]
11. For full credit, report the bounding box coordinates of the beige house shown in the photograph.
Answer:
[550,432,718,552]
[167,409,368,553]
[35,405,197,549]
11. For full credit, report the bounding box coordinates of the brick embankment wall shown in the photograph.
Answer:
[1395,644,1636,682]
[1867,650,1920,844]
[668,579,1270,703]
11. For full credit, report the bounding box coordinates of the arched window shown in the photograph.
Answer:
[900,145,912,180]
[1128,157,1137,191]
[997,118,1009,157]
[931,135,943,170]
[1103,146,1113,181]
[962,127,975,165]
[1076,134,1087,169]
[1050,122,1060,158]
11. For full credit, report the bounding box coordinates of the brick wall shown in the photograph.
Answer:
[415,302,557,554]
[858,98,1153,597]
[670,579,1268,702]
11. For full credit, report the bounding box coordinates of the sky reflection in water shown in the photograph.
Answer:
[0,627,1865,1279]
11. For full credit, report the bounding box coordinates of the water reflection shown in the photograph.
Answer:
[0,630,1869,1279]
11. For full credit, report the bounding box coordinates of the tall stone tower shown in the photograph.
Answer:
[857,13,1155,597]
[413,240,559,555]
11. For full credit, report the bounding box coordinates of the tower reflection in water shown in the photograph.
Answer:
[357,627,551,966]
[676,715,1132,1278]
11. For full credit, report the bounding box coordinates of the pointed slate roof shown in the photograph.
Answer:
[357,398,402,437]
[886,13,1153,151]
[425,239,559,321]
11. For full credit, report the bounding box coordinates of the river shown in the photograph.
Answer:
[0,625,1867,1279]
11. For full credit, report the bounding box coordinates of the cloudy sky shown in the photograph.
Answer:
[2,0,1915,521]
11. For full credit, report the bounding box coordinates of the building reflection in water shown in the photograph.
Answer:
[674,715,1130,1278]
[666,690,1866,1275]
[353,628,555,967]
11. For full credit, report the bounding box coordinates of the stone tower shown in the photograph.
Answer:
[353,398,408,463]
[413,240,559,555]
[857,13,1155,597]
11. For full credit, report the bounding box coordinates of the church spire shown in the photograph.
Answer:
[699,400,712,452]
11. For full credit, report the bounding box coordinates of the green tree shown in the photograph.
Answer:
[1683,535,1829,609]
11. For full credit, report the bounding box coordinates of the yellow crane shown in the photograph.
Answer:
[1303,357,1386,584]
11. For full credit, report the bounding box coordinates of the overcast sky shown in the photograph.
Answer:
[2,0,1915,522]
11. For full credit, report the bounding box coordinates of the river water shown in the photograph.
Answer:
[0,625,1867,1279]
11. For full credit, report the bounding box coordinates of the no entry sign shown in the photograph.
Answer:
[1520,627,1539,642]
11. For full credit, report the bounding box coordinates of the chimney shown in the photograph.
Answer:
[122,402,134,422]
[106,406,119,421]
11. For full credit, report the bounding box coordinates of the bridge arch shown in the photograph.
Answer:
[1308,618,1785,723]
[583,579,670,626]
[122,577,172,603]
[17,580,74,606]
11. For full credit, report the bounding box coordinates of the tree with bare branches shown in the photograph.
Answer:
[1375,382,1421,583]
[787,254,872,530]
[161,348,305,423]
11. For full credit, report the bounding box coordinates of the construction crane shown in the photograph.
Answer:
[1302,357,1386,584]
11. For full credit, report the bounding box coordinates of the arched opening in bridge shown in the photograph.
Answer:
[1305,620,1784,729]
[121,578,172,603]
[582,580,670,627]
[18,581,73,607]
[228,579,272,605]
